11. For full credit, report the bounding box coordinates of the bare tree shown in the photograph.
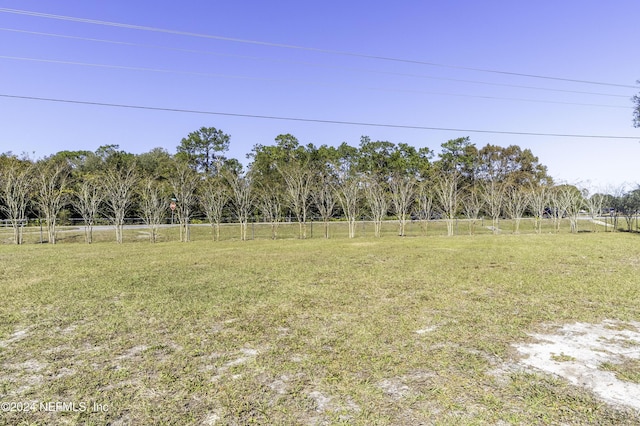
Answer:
[618,188,640,232]
[415,180,435,235]
[257,185,282,240]
[139,177,168,243]
[461,186,483,235]
[481,180,504,235]
[201,176,229,241]
[389,174,415,236]
[279,163,313,239]
[312,173,336,239]
[549,188,564,233]
[528,183,549,234]
[0,162,32,244]
[434,171,460,236]
[363,177,388,237]
[561,186,584,234]
[170,164,199,242]
[72,177,103,244]
[503,184,529,234]
[582,188,605,232]
[334,174,361,239]
[102,163,138,244]
[549,185,582,233]
[226,170,254,241]
[33,159,71,244]
[605,184,627,232]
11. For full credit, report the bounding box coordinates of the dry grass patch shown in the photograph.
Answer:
[1,232,640,424]
[601,359,640,384]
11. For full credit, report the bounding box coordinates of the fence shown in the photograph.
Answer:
[0,219,27,228]
[1,215,636,244]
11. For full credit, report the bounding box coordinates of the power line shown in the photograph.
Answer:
[0,27,632,99]
[2,93,638,140]
[1,7,638,90]
[1,55,630,110]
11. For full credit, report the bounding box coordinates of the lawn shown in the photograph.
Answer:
[1,231,639,424]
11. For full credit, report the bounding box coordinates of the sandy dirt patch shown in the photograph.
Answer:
[514,319,640,411]
[0,327,31,348]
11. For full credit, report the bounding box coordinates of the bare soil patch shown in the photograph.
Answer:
[514,319,640,411]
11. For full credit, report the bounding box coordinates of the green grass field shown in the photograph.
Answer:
[1,230,640,424]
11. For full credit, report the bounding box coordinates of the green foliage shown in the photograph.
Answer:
[438,136,476,176]
[356,136,431,180]
[477,143,551,186]
[618,188,640,231]
[0,128,615,233]
[176,126,230,174]
[136,147,175,179]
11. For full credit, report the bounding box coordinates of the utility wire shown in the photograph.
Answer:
[2,93,638,140]
[1,7,638,90]
[1,55,629,109]
[0,27,632,99]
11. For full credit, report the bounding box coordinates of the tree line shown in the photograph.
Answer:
[0,127,638,244]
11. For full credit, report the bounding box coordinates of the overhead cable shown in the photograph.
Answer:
[0,55,629,109]
[1,93,638,140]
[1,8,638,89]
[0,27,631,99]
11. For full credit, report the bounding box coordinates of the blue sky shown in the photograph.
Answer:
[1,1,638,190]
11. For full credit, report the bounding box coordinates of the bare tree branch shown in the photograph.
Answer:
[102,163,138,244]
